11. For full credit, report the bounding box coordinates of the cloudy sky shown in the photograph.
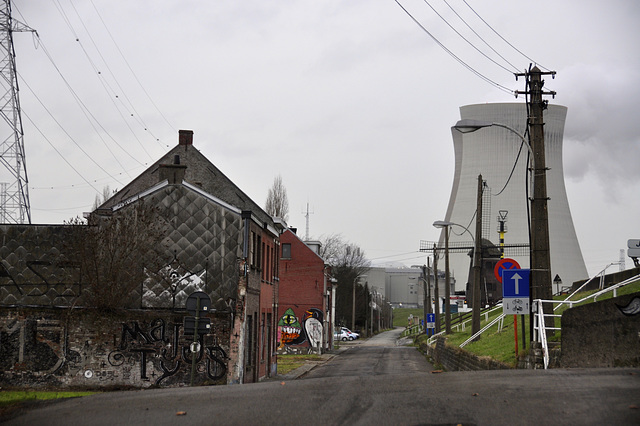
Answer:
[8,0,640,278]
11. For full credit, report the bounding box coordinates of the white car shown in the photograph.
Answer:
[334,329,352,341]
[341,327,360,340]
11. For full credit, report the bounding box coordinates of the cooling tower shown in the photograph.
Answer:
[439,103,588,295]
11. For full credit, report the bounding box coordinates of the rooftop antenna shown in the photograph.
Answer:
[0,0,36,223]
[302,202,314,241]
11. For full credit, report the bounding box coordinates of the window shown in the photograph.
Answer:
[282,243,291,259]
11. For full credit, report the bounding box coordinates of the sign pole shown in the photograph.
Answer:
[514,314,519,357]
[190,297,201,386]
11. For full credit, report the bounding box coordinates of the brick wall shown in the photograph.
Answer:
[278,229,327,352]
[0,307,231,389]
[419,336,512,371]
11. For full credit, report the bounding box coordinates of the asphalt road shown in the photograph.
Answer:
[3,328,640,426]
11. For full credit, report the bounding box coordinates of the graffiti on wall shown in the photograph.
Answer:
[0,316,229,387]
[277,308,323,348]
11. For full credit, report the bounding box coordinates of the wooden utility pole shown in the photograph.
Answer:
[516,66,557,337]
[471,174,483,337]
[422,263,431,334]
[433,244,441,333]
[444,226,451,334]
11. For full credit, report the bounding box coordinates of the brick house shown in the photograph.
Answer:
[277,228,334,353]
[0,130,283,387]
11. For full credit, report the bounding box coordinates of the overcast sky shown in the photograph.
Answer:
[8,0,640,278]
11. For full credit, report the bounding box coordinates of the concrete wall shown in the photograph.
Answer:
[0,307,231,389]
[561,291,640,368]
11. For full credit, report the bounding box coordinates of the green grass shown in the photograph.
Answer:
[414,279,640,366]
[393,308,427,328]
[0,391,95,407]
[277,354,324,375]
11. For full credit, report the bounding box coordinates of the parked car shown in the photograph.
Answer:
[341,327,359,340]
[334,329,351,341]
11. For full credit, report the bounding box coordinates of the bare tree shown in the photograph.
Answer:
[318,234,370,328]
[92,185,113,211]
[265,175,289,222]
[65,201,168,310]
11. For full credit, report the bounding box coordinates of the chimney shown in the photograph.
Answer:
[159,154,187,184]
[179,129,193,146]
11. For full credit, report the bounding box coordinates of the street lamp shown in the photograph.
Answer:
[453,118,546,343]
[453,119,534,187]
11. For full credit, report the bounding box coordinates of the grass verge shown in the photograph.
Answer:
[277,354,324,375]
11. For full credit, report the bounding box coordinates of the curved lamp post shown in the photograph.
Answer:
[452,119,542,343]
[453,119,534,189]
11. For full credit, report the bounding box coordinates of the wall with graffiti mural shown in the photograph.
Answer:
[0,308,231,388]
[277,307,323,353]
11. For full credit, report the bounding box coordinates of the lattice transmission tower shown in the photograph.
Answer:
[0,0,35,223]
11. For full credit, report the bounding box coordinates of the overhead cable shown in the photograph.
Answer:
[393,0,514,95]
[461,0,551,72]
[420,0,517,74]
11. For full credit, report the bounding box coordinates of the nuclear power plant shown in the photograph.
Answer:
[438,103,588,300]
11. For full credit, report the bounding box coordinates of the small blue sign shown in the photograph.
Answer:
[427,313,435,323]
[502,269,530,298]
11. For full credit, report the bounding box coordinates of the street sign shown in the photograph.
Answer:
[628,248,640,257]
[185,291,211,315]
[627,239,640,248]
[183,317,211,336]
[426,313,435,329]
[502,269,530,315]
[494,258,521,283]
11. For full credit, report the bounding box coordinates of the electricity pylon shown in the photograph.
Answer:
[0,0,36,223]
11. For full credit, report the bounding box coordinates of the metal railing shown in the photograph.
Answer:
[533,272,640,369]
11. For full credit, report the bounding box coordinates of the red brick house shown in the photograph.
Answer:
[277,228,333,353]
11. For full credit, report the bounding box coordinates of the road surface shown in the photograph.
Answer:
[3,328,639,425]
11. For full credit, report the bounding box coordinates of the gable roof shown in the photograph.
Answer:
[99,134,274,227]
[281,228,326,264]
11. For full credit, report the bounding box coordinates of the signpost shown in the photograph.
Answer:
[184,291,212,386]
[502,269,530,314]
[426,313,435,335]
[494,258,521,284]
[502,269,530,357]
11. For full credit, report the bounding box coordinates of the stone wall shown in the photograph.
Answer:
[419,336,512,371]
[0,307,231,389]
[561,291,640,368]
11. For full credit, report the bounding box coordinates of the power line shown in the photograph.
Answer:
[19,76,126,187]
[393,0,514,95]
[460,0,551,72]
[442,0,520,73]
[420,0,517,74]
[90,0,176,135]
[50,1,155,161]
[67,0,168,149]
[22,111,101,195]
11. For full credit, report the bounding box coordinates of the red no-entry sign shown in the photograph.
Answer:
[494,258,521,283]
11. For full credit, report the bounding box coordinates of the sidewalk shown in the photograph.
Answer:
[271,345,351,381]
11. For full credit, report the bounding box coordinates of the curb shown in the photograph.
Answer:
[271,346,350,381]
